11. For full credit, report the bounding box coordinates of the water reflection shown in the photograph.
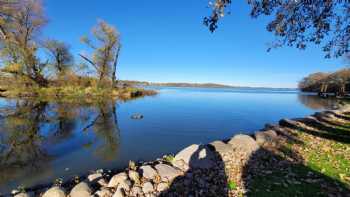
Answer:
[298,94,341,110]
[0,99,121,191]
[0,89,343,193]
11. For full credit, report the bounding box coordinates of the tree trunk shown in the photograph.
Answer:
[112,45,121,88]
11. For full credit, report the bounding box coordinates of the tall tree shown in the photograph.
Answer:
[205,0,350,58]
[0,0,48,86]
[80,20,121,86]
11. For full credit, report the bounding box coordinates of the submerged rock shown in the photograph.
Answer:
[131,114,143,120]
[70,182,91,197]
[42,186,66,197]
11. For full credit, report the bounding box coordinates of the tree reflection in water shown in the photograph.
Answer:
[298,94,341,110]
[0,98,121,190]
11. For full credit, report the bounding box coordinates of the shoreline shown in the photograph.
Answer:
[7,105,350,196]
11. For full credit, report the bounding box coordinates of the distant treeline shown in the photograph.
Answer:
[299,68,350,95]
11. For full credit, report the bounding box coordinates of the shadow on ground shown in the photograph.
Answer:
[160,110,350,196]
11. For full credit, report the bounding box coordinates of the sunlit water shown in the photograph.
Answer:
[0,87,341,193]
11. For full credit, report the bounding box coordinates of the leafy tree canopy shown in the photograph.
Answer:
[205,0,350,58]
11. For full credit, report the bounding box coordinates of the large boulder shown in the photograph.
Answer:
[42,186,66,197]
[228,134,259,155]
[209,140,233,154]
[155,164,182,182]
[174,144,199,164]
[255,130,277,146]
[173,144,215,170]
[108,172,128,188]
[70,182,91,197]
[139,165,157,180]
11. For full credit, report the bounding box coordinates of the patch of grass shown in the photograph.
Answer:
[227,180,237,190]
[164,155,175,163]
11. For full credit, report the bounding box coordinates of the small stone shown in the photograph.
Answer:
[155,164,182,182]
[95,188,112,197]
[87,173,103,182]
[70,182,91,197]
[112,186,125,197]
[139,165,157,180]
[142,182,154,194]
[130,186,143,196]
[14,192,32,197]
[42,186,66,197]
[118,179,132,192]
[108,172,128,188]
[97,178,108,187]
[156,182,169,192]
[128,170,140,184]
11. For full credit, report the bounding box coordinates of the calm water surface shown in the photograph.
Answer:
[0,87,340,193]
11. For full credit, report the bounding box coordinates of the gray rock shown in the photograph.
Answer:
[112,186,125,197]
[128,170,140,184]
[142,182,154,194]
[95,188,112,197]
[156,182,169,192]
[209,140,233,154]
[70,182,91,197]
[139,165,157,180]
[108,172,128,188]
[228,134,259,155]
[130,186,143,196]
[155,164,182,182]
[255,130,278,145]
[42,186,66,197]
[174,144,199,164]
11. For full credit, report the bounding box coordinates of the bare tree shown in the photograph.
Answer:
[80,20,121,86]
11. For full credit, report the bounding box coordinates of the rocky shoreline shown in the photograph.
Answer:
[8,105,350,197]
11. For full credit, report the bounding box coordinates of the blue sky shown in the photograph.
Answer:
[43,0,346,88]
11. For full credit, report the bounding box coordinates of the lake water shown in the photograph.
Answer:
[0,87,341,193]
